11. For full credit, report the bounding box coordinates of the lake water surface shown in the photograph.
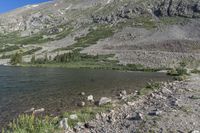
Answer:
[0,66,172,127]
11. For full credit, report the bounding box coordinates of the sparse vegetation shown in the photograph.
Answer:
[63,104,113,127]
[24,50,159,72]
[138,82,161,95]
[3,104,113,133]
[159,17,190,25]
[189,95,200,100]
[3,115,59,133]
[167,62,189,80]
[0,45,20,52]
[65,25,114,50]
[0,27,72,46]
[22,47,42,56]
[191,69,200,74]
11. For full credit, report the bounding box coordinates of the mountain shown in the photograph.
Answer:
[0,0,200,69]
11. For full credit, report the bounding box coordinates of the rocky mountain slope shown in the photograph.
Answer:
[0,0,200,69]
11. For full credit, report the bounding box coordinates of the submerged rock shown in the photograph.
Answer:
[33,108,45,115]
[24,107,35,113]
[80,92,85,96]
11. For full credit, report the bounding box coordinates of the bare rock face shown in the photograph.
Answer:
[0,0,199,35]
[153,0,200,18]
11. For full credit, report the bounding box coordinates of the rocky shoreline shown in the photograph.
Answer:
[60,74,200,133]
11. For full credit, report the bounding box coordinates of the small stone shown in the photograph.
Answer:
[78,101,85,107]
[133,112,143,120]
[33,108,45,115]
[80,92,85,96]
[100,112,107,118]
[74,122,84,131]
[98,97,111,106]
[59,118,69,130]
[87,95,94,102]
[85,122,96,128]
[161,88,172,94]
[95,113,101,120]
[120,90,127,95]
[190,130,200,133]
[69,114,78,120]
[133,113,144,120]
[127,102,135,106]
[149,109,162,116]
[25,108,35,113]
[171,99,180,106]
[107,115,115,123]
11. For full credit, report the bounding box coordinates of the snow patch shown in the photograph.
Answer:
[25,4,39,9]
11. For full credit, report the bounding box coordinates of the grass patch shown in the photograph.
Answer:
[133,16,157,30]
[22,47,42,56]
[0,45,20,53]
[0,27,72,46]
[62,25,114,51]
[3,115,60,133]
[3,104,113,132]
[62,104,113,128]
[159,16,190,25]
[191,69,200,74]
[189,95,200,100]
[0,54,13,59]
[115,16,157,30]
[180,106,193,114]
[138,82,161,95]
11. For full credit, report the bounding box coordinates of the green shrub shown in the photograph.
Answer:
[138,82,161,95]
[31,55,36,64]
[167,67,188,76]
[10,52,22,65]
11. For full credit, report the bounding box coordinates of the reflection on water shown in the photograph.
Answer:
[0,66,171,127]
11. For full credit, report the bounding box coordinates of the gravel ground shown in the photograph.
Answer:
[70,74,200,133]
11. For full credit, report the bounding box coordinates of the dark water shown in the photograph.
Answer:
[0,66,171,127]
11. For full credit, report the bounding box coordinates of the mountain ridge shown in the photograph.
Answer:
[0,0,200,69]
